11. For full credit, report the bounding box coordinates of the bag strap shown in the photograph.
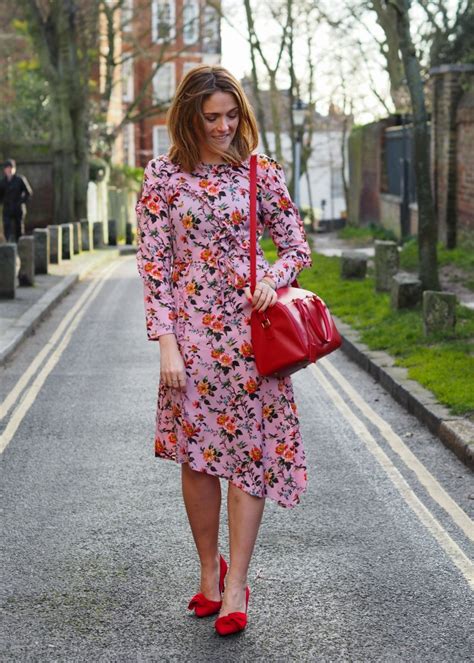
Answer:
[249,153,257,295]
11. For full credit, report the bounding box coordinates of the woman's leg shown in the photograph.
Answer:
[219,483,265,615]
[181,462,222,601]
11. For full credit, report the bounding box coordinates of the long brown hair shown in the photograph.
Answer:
[166,64,259,172]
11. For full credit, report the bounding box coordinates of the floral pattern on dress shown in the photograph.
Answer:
[136,153,312,508]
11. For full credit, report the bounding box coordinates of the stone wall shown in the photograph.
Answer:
[348,120,393,226]
[379,194,418,238]
[380,194,400,237]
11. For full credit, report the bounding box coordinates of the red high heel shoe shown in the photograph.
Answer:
[214,586,250,636]
[187,555,228,617]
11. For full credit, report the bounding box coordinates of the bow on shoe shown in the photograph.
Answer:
[188,592,222,617]
[214,611,248,635]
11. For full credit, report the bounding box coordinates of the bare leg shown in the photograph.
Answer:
[181,463,222,601]
[219,482,265,616]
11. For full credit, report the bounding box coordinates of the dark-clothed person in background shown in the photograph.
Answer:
[0,159,33,243]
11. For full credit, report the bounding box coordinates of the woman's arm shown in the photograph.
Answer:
[136,158,186,390]
[135,158,177,340]
[258,156,312,289]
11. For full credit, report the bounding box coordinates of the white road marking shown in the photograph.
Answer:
[0,261,120,422]
[310,364,474,590]
[318,358,474,543]
[0,260,122,454]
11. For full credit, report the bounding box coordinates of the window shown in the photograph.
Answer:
[124,123,136,166]
[153,125,170,156]
[182,61,198,80]
[202,5,220,54]
[330,166,344,198]
[122,57,134,102]
[183,0,198,45]
[152,62,176,103]
[121,0,133,32]
[151,0,176,43]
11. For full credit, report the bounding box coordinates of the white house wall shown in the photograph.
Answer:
[259,129,348,220]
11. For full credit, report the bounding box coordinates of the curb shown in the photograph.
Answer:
[333,315,474,470]
[0,249,122,367]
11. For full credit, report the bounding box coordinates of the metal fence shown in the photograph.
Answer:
[383,123,422,203]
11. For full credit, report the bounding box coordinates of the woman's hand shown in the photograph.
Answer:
[244,277,278,312]
[158,334,186,391]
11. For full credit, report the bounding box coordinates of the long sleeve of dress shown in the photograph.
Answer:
[135,158,177,340]
[259,156,312,289]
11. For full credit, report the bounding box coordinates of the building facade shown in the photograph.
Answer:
[122,0,221,168]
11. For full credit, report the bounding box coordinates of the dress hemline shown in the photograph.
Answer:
[154,450,305,509]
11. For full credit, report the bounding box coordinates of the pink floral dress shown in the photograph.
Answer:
[135,153,312,508]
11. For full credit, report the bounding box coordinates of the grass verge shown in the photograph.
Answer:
[337,223,397,243]
[262,238,474,418]
[399,237,474,275]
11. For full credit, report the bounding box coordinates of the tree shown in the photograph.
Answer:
[387,0,439,289]
[417,0,474,67]
[96,0,215,162]
[18,0,99,224]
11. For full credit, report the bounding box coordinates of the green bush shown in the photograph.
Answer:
[110,164,144,189]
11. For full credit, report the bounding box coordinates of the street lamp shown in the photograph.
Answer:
[292,98,306,210]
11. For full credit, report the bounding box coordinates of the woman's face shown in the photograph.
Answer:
[199,91,240,159]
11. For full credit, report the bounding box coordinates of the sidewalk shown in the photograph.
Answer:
[311,231,474,469]
[0,246,133,366]
[1,238,472,469]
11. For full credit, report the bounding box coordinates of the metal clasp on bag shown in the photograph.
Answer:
[261,316,271,329]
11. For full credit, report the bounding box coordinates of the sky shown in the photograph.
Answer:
[219,0,392,123]
[219,0,462,124]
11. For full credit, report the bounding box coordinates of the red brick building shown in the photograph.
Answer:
[122,0,221,168]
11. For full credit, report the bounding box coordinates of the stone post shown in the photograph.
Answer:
[108,218,117,246]
[33,228,50,274]
[390,272,422,310]
[61,223,74,259]
[93,221,104,248]
[18,236,35,286]
[80,219,93,251]
[423,291,456,336]
[126,221,134,245]
[48,225,62,264]
[0,244,17,298]
[340,251,368,279]
[72,222,82,254]
[374,240,399,292]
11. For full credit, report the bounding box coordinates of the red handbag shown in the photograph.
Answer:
[249,154,342,378]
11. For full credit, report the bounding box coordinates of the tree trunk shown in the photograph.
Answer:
[73,103,90,220]
[269,73,284,164]
[392,0,440,290]
[50,88,76,223]
[243,0,272,156]
[371,0,406,112]
[20,0,95,224]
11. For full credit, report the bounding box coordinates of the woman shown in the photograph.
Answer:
[135,64,312,636]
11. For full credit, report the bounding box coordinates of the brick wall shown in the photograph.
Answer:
[130,0,221,169]
[456,90,474,243]
[430,64,474,247]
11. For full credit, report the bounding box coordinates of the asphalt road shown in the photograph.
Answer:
[1,256,473,662]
